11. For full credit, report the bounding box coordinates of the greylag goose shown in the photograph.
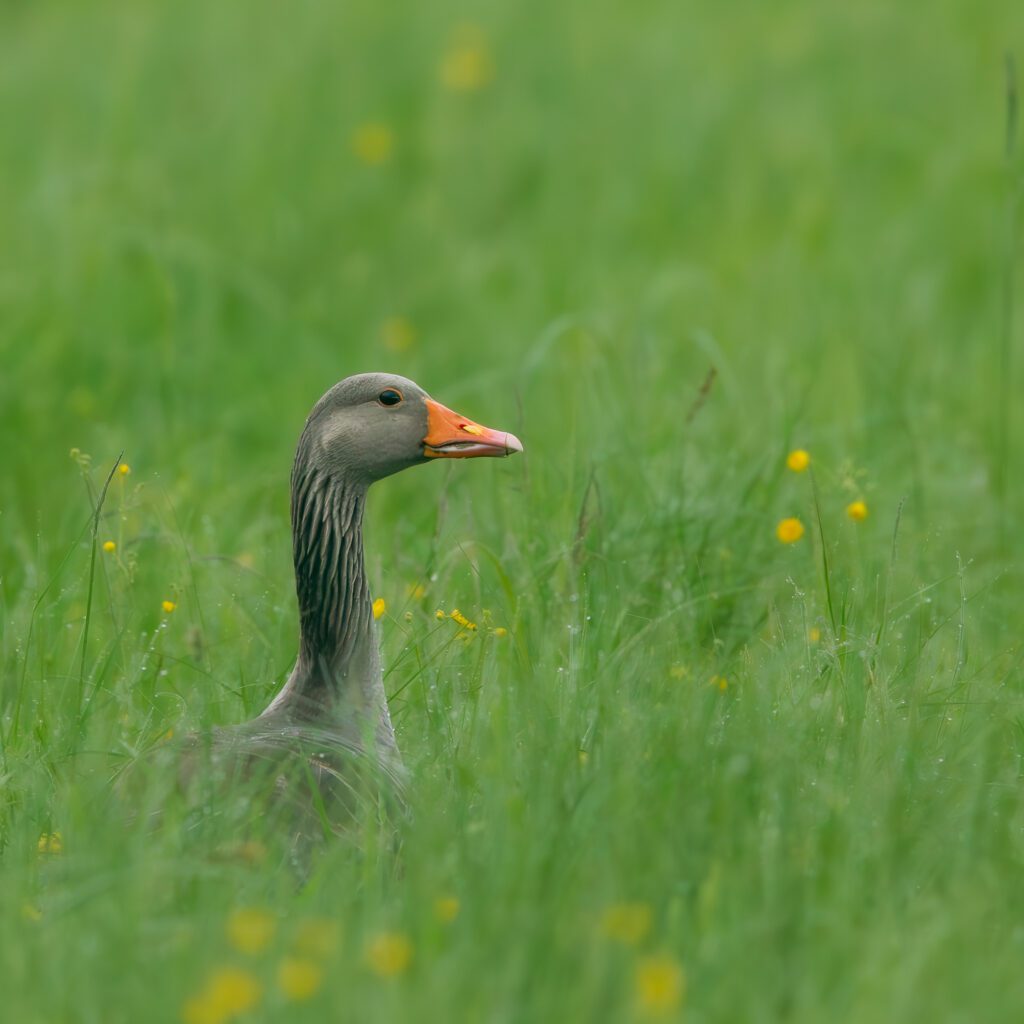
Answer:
[164,373,522,838]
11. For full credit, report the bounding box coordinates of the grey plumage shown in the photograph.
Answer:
[125,372,522,847]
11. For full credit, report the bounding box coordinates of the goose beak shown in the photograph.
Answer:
[423,399,524,458]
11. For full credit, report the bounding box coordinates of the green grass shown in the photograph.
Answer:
[2,0,1023,1021]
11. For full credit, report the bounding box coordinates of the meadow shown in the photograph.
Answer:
[1,0,1023,1021]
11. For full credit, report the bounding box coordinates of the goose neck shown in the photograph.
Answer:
[262,464,395,753]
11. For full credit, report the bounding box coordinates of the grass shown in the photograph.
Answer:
[1,0,1022,1021]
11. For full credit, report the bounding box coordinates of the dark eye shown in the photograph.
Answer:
[378,388,403,407]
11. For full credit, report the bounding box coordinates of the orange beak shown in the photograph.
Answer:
[423,399,524,458]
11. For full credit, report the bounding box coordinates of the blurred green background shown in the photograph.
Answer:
[1,0,1022,1021]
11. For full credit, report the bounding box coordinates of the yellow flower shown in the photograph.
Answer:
[808,627,821,644]
[405,582,427,600]
[365,931,412,977]
[600,902,652,946]
[846,500,869,521]
[226,908,276,955]
[208,968,262,1012]
[435,609,446,620]
[277,958,323,1002]
[293,918,340,959]
[776,517,805,544]
[351,122,394,165]
[183,967,262,1024]
[434,896,460,924]
[786,449,811,472]
[37,832,62,855]
[440,25,495,92]
[711,675,728,692]
[635,954,686,1016]
[450,608,477,631]
[102,540,116,553]
[491,626,508,638]
[372,597,387,620]
[381,317,416,354]
[162,600,177,614]
[118,462,131,476]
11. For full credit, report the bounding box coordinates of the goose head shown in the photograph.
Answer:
[301,372,523,485]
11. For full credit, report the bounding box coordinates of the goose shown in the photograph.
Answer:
[162,373,522,838]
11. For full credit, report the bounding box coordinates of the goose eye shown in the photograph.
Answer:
[378,388,403,407]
